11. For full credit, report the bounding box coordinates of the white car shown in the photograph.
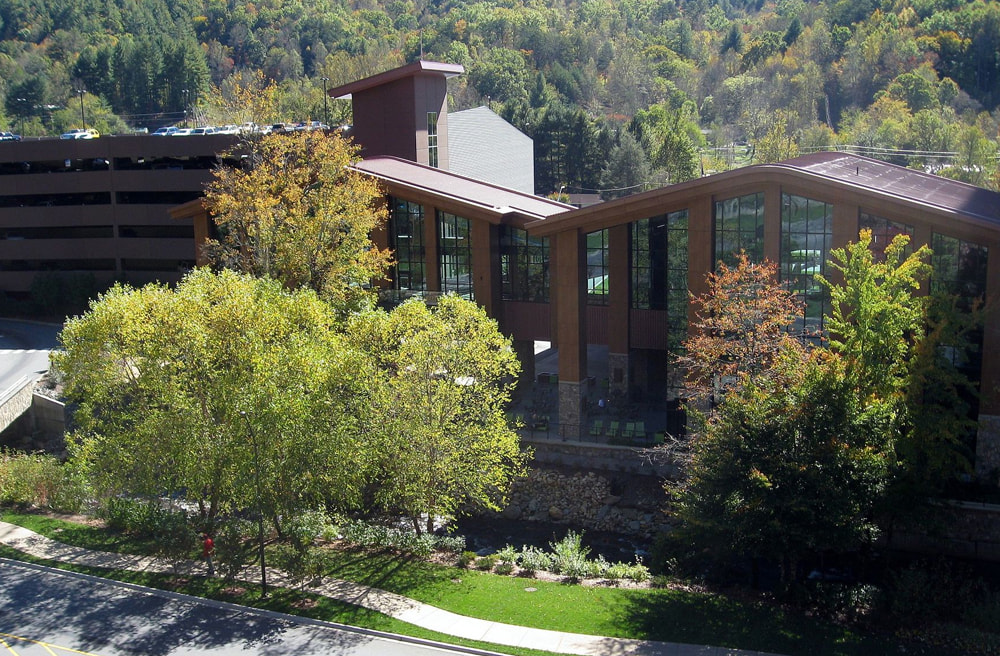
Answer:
[170,128,194,136]
[60,128,99,140]
[151,127,178,136]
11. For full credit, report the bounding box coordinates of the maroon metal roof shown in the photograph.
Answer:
[528,152,1000,236]
[777,152,1000,225]
[328,61,465,99]
[352,156,573,224]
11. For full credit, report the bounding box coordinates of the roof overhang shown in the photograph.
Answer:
[527,153,1000,237]
[352,156,572,227]
[329,61,465,100]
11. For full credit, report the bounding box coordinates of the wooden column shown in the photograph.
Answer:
[470,221,500,318]
[608,223,630,395]
[553,228,587,438]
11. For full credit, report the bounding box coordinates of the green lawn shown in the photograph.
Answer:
[0,510,930,656]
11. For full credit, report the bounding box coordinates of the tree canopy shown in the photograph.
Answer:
[673,232,975,581]
[202,130,391,316]
[348,295,528,534]
[54,268,372,526]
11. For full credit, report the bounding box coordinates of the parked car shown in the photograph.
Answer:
[60,128,99,140]
[151,126,178,136]
[189,126,216,135]
[0,131,21,141]
[170,128,194,137]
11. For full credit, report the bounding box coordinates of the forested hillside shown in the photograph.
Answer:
[1,0,998,194]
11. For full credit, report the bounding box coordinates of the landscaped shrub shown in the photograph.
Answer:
[624,559,651,583]
[0,451,85,512]
[605,561,630,581]
[518,545,550,575]
[457,550,478,568]
[585,554,610,578]
[964,590,1000,634]
[436,534,467,553]
[272,542,335,585]
[476,553,498,571]
[99,496,187,537]
[494,545,518,575]
[283,509,332,548]
[213,517,258,580]
[335,519,465,556]
[549,530,590,578]
[888,560,983,626]
[806,581,882,623]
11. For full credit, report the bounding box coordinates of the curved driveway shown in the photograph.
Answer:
[0,319,60,400]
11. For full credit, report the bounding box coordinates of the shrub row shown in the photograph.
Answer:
[461,530,650,583]
[0,450,86,513]
[332,518,466,556]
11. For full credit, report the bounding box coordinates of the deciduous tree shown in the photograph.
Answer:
[54,269,372,530]
[203,130,391,316]
[348,295,528,534]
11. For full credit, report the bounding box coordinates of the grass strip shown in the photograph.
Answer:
[0,510,920,656]
[0,544,556,656]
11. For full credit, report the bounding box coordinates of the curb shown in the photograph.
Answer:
[0,557,510,656]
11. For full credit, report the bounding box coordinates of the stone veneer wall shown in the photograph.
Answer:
[890,501,1000,562]
[492,467,673,538]
[976,414,1000,483]
[0,380,33,434]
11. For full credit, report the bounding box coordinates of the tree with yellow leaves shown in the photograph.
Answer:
[203,130,391,315]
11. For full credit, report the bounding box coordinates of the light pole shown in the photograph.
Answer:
[239,410,268,598]
[15,98,25,136]
[76,89,86,130]
[182,89,189,126]
[321,77,329,128]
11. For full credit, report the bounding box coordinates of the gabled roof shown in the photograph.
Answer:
[351,156,572,226]
[528,153,1000,236]
[328,60,465,99]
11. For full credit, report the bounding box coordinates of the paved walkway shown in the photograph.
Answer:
[0,521,781,656]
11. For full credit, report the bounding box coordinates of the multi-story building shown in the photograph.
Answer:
[2,60,1000,479]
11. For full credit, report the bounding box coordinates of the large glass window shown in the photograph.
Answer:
[859,212,913,258]
[500,226,549,302]
[437,211,473,299]
[781,193,832,335]
[586,229,609,305]
[932,234,988,309]
[388,196,425,293]
[427,112,439,168]
[930,234,987,439]
[714,192,764,267]
[633,210,689,352]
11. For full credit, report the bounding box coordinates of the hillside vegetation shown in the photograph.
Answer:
[1,0,998,193]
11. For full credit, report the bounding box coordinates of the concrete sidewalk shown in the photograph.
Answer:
[0,520,782,656]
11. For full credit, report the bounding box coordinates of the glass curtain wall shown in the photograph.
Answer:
[781,193,832,336]
[500,226,549,302]
[586,229,609,305]
[859,212,914,257]
[714,192,765,266]
[632,210,689,352]
[388,196,426,294]
[437,210,473,299]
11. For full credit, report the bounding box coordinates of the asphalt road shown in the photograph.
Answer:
[0,559,501,656]
[0,319,60,400]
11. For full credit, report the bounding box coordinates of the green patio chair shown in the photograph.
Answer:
[623,422,635,439]
[590,419,603,436]
[606,420,619,438]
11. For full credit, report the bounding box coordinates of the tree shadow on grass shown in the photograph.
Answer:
[322,544,456,597]
[608,585,908,656]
